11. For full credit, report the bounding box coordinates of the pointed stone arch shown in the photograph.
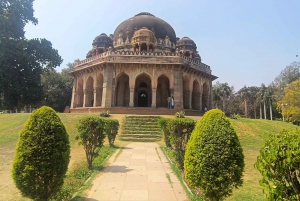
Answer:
[134,73,152,107]
[156,75,170,108]
[77,78,84,107]
[85,76,94,107]
[192,79,200,110]
[116,73,130,106]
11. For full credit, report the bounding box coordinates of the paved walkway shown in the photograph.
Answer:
[87,142,188,201]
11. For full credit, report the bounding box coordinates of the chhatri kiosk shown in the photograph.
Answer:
[69,12,217,114]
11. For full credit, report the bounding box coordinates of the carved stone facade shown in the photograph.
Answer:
[70,12,217,111]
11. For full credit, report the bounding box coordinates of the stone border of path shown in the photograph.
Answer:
[86,142,188,201]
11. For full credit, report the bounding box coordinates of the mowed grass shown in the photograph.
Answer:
[0,113,299,201]
[0,113,126,201]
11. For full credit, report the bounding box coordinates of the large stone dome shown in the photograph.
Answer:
[113,12,176,43]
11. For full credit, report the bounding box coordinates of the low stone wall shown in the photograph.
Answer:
[69,107,203,116]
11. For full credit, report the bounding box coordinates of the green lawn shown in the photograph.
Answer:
[0,113,298,200]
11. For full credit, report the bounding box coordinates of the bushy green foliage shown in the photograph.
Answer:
[104,119,119,146]
[12,106,70,201]
[184,109,244,201]
[255,129,300,200]
[76,116,106,168]
[158,117,172,147]
[164,117,196,168]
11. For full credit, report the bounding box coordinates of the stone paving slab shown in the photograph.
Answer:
[86,142,188,201]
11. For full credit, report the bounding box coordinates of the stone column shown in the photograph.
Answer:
[93,88,96,107]
[70,77,77,108]
[83,89,87,108]
[139,45,141,52]
[151,88,157,108]
[129,87,134,107]
[209,81,213,109]
[101,66,113,107]
[173,67,183,109]
[147,44,150,52]
[199,93,202,111]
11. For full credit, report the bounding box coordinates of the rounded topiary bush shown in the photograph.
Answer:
[184,109,244,201]
[12,106,70,201]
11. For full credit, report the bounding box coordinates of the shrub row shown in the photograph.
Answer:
[76,116,119,168]
[158,117,196,168]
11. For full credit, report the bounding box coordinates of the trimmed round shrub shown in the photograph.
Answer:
[255,129,300,200]
[184,109,244,201]
[76,116,106,168]
[12,106,70,201]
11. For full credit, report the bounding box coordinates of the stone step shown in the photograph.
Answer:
[120,136,161,142]
[122,130,161,135]
[121,134,161,138]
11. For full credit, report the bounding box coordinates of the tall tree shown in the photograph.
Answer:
[41,60,77,112]
[239,86,251,118]
[278,79,300,123]
[0,0,62,110]
[218,82,233,113]
[258,84,267,119]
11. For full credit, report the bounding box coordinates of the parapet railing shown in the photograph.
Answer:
[75,50,211,73]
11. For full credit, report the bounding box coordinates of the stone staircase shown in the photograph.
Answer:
[120,115,162,142]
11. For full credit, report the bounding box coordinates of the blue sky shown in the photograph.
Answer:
[25,0,300,91]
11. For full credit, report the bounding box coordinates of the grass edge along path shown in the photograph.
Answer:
[160,146,204,201]
[66,145,119,201]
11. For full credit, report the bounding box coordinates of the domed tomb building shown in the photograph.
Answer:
[69,12,217,112]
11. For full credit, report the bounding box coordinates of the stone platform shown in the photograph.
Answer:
[69,107,204,116]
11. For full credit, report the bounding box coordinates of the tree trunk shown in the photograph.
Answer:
[260,103,262,119]
[254,108,257,119]
[223,99,226,113]
[244,99,248,118]
[263,101,267,120]
[269,101,273,120]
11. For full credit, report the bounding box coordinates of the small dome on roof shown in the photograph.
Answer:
[93,33,113,46]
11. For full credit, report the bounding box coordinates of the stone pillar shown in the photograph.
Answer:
[129,87,134,107]
[139,45,141,52]
[101,66,113,107]
[147,44,150,52]
[173,67,183,109]
[134,46,136,52]
[83,89,87,108]
[151,88,157,108]
[70,77,77,108]
[93,88,96,107]
[199,93,202,111]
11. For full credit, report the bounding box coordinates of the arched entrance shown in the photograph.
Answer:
[156,75,170,108]
[138,90,148,107]
[192,80,200,110]
[202,82,209,110]
[85,76,94,107]
[77,78,84,107]
[116,73,130,106]
[134,73,151,107]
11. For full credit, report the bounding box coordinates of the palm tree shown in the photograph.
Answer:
[213,84,221,108]
[239,86,251,118]
[266,86,276,120]
[258,84,267,119]
[218,83,232,113]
